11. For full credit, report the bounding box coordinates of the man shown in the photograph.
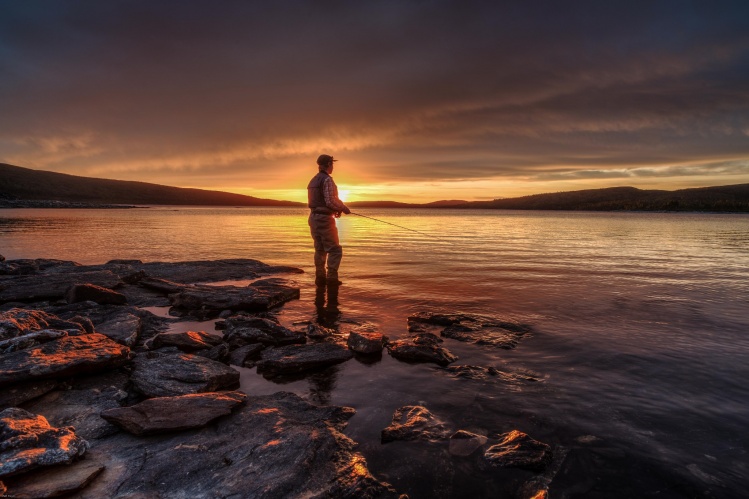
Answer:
[307,154,351,287]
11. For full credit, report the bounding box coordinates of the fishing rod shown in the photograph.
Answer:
[349,212,447,241]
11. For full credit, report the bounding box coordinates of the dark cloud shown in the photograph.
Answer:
[1,0,748,196]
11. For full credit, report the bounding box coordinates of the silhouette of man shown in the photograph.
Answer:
[307,154,350,287]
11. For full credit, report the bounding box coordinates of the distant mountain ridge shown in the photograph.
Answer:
[0,163,303,207]
[2,163,748,211]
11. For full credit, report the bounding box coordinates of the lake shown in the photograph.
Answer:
[2,207,748,498]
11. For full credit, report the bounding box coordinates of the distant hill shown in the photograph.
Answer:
[460,185,749,212]
[0,163,303,207]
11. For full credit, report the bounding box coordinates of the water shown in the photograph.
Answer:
[2,207,748,497]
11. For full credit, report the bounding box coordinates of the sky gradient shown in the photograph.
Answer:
[2,0,749,203]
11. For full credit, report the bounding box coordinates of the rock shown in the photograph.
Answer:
[100,391,247,435]
[0,334,131,388]
[0,408,88,478]
[65,283,127,305]
[228,343,264,367]
[131,352,240,398]
[485,430,553,471]
[0,329,68,354]
[386,334,458,366]
[256,343,354,375]
[4,460,104,498]
[0,271,122,303]
[168,280,300,318]
[449,430,488,456]
[0,379,58,409]
[138,276,188,294]
[0,308,87,340]
[131,259,302,284]
[442,323,524,349]
[381,405,451,443]
[224,314,306,346]
[408,311,467,326]
[307,323,335,339]
[194,342,230,364]
[408,311,532,349]
[147,330,223,351]
[24,372,129,440]
[95,312,141,346]
[78,392,397,498]
[0,255,4,262]
[442,365,543,384]
[347,331,387,354]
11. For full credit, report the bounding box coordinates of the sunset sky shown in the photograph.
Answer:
[1,1,749,203]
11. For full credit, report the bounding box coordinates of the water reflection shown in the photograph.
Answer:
[314,285,341,328]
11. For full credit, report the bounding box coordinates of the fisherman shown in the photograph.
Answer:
[307,154,350,287]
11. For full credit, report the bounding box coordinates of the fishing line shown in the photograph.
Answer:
[349,212,447,241]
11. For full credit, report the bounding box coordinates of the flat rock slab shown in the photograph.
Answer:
[256,343,353,375]
[65,283,127,305]
[485,430,553,471]
[4,459,104,498]
[449,430,489,456]
[408,311,532,349]
[0,408,89,478]
[120,259,303,284]
[77,392,398,498]
[0,308,88,340]
[95,312,141,347]
[387,334,458,366]
[0,271,122,303]
[224,314,306,346]
[348,331,387,354]
[101,391,247,435]
[131,352,240,397]
[0,333,131,388]
[228,343,265,367]
[442,364,543,384]
[381,405,451,443]
[0,379,58,410]
[147,330,223,351]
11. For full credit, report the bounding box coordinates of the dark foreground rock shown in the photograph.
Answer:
[257,342,354,375]
[65,283,127,305]
[0,270,122,303]
[131,351,240,397]
[386,333,458,366]
[381,405,452,443]
[224,313,306,346]
[0,308,89,338]
[0,333,131,388]
[408,311,532,349]
[442,364,543,383]
[101,391,247,435]
[449,430,489,457]
[0,379,58,409]
[146,330,223,351]
[348,331,387,354]
[4,460,105,499]
[0,408,88,478]
[78,392,399,498]
[485,430,553,471]
[93,310,141,346]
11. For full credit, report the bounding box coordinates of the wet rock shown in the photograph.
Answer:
[77,391,397,498]
[0,271,122,303]
[0,333,131,388]
[100,391,247,435]
[224,314,306,346]
[442,323,524,349]
[194,342,231,364]
[442,364,543,383]
[131,352,240,398]
[449,430,488,456]
[24,372,129,440]
[408,311,468,326]
[130,259,302,284]
[4,460,105,498]
[0,379,58,409]
[0,308,87,340]
[0,408,89,478]
[95,312,141,346]
[138,276,187,294]
[386,334,458,366]
[228,343,264,367]
[146,330,223,351]
[257,343,354,375]
[0,329,68,354]
[408,311,532,349]
[168,280,300,318]
[485,430,553,471]
[65,283,127,305]
[347,331,387,354]
[307,323,335,339]
[381,405,451,443]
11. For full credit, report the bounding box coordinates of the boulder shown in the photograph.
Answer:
[77,392,397,498]
[256,343,353,375]
[224,314,305,346]
[228,343,264,367]
[138,276,187,294]
[168,279,300,318]
[386,334,458,366]
[65,283,127,305]
[347,331,387,354]
[100,391,247,435]
[0,308,88,340]
[381,405,451,443]
[4,460,104,498]
[408,311,532,349]
[0,329,68,354]
[194,342,231,364]
[0,379,58,410]
[0,408,88,478]
[0,271,122,303]
[449,430,488,456]
[307,323,335,339]
[0,334,131,388]
[484,430,553,471]
[147,330,223,351]
[131,352,240,398]
[94,312,141,346]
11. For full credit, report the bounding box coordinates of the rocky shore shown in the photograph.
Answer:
[0,255,556,498]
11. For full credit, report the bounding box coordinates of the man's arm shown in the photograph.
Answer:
[323,177,350,213]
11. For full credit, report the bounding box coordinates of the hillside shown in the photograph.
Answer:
[0,163,303,207]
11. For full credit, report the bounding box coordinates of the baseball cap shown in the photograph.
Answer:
[316,154,338,166]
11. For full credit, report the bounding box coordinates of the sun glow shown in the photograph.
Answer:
[338,189,349,202]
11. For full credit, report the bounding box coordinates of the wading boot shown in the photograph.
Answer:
[326,277,343,286]
[315,275,327,287]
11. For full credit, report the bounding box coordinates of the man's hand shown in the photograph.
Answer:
[342,206,351,215]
